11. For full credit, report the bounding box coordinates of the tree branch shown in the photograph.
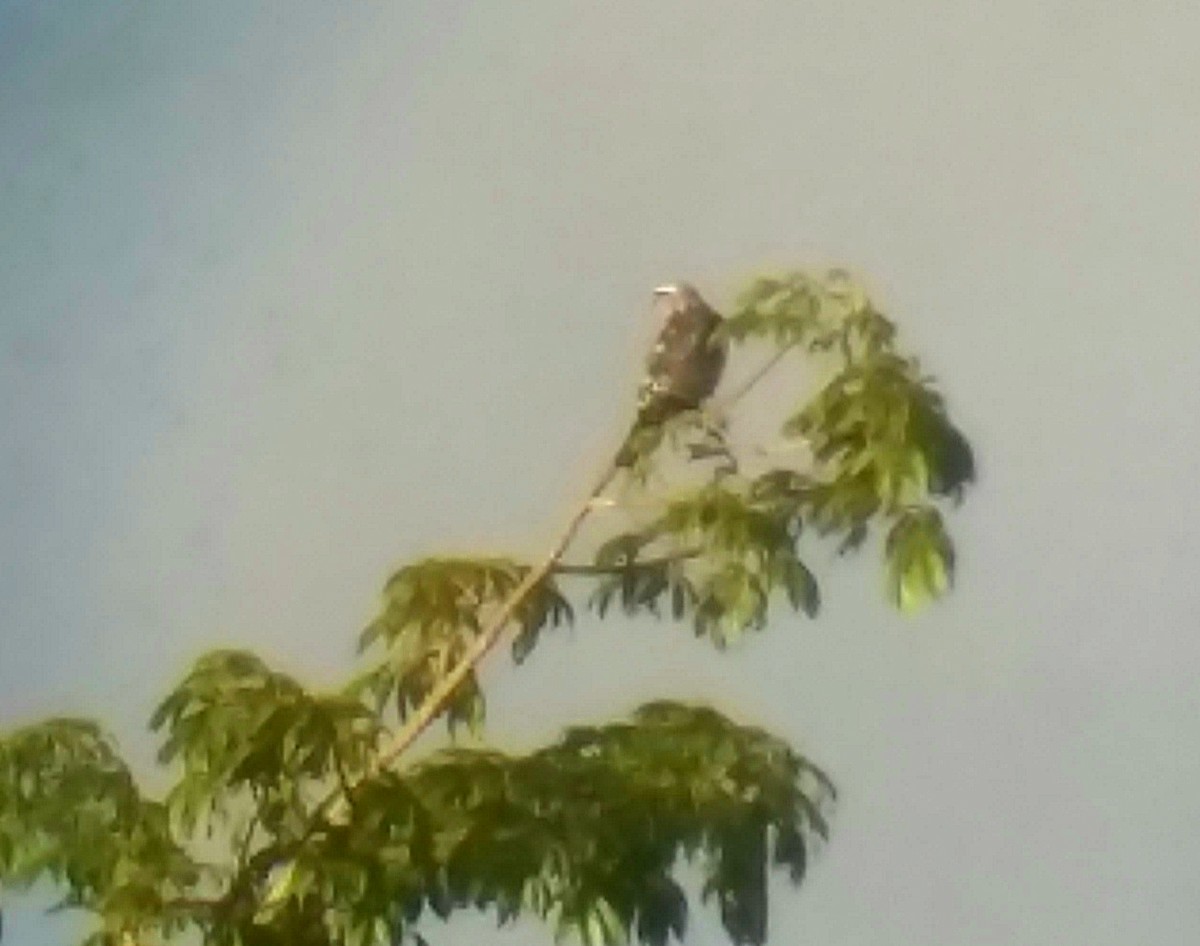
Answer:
[719,339,802,412]
[552,549,701,575]
[235,810,260,873]
[319,462,623,823]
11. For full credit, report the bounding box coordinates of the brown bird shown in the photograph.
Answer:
[615,283,727,467]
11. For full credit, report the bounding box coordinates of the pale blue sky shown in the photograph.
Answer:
[2,2,1198,944]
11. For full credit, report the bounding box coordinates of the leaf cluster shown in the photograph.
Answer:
[234,702,832,946]
[590,483,818,647]
[0,702,829,946]
[0,720,202,944]
[354,559,573,733]
[150,651,383,840]
[720,269,893,357]
[723,269,973,612]
[613,270,971,615]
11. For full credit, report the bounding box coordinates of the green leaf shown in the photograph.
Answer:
[777,557,820,618]
[0,721,203,940]
[884,507,955,613]
[360,558,572,726]
[294,701,832,946]
[582,897,627,946]
[723,271,825,347]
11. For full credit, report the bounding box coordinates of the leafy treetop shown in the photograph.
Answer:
[0,269,973,946]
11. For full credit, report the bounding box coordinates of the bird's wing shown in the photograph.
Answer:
[641,308,716,401]
[644,306,726,407]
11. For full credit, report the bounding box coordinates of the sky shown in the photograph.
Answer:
[2,1,1198,944]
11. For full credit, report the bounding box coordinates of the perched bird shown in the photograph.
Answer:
[615,283,727,467]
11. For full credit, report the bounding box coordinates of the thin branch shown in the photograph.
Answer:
[331,746,356,815]
[719,339,802,412]
[552,549,701,575]
[235,810,260,873]
[319,461,623,823]
[164,896,225,912]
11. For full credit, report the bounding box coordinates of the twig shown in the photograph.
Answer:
[719,339,801,412]
[235,810,260,873]
[319,462,622,823]
[552,549,701,575]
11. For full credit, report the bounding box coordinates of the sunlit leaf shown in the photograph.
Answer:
[884,506,955,613]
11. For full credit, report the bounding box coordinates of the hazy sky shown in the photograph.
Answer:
[2,2,1198,944]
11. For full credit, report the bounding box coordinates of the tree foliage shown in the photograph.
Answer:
[0,269,974,945]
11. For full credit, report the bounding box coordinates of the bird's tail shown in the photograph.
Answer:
[613,423,642,468]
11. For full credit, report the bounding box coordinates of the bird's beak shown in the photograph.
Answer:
[653,285,675,296]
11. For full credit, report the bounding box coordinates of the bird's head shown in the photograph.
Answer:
[652,282,706,313]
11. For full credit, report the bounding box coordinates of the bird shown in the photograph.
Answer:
[614,282,727,468]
